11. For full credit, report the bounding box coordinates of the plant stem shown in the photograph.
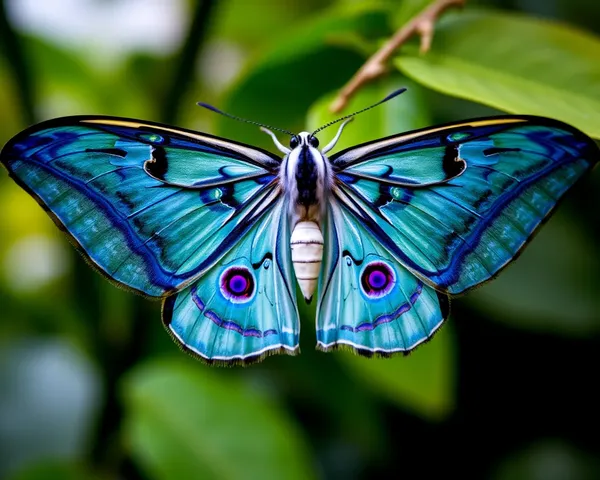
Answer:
[330,0,466,113]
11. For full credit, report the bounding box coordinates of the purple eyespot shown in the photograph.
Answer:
[369,270,387,288]
[229,274,248,293]
[360,261,395,298]
[220,266,255,303]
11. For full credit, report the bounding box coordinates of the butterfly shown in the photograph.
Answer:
[1,89,598,365]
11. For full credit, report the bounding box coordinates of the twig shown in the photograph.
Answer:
[330,0,466,113]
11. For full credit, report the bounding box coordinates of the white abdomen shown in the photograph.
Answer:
[290,221,323,301]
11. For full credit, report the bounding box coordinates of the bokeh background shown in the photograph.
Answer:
[0,0,599,479]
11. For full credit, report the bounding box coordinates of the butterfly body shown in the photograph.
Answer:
[1,113,597,365]
[278,131,332,300]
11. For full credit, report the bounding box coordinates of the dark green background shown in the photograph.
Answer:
[0,0,599,478]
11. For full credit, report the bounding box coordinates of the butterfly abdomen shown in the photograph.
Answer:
[290,221,323,302]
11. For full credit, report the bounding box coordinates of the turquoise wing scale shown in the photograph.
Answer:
[163,194,299,364]
[330,116,599,294]
[319,116,598,354]
[1,116,299,363]
[316,196,448,355]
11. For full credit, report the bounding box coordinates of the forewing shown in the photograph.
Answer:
[163,197,299,365]
[316,197,448,356]
[0,116,280,297]
[331,116,599,294]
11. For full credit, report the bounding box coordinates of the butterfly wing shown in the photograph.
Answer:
[331,116,599,295]
[316,196,448,355]
[163,194,300,364]
[318,116,598,355]
[0,116,281,297]
[2,116,300,363]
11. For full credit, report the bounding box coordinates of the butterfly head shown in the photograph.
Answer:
[289,133,319,149]
[264,124,345,157]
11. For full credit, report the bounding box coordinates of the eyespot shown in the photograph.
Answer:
[289,136,299,149]
[219,266,255,303]
[360,261,395,298]
[309,136,319,148]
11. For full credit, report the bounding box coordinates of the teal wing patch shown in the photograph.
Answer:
[316,197,448,355]
[332,116,599,294]
[0,116,280,297]
[163,197,300,365]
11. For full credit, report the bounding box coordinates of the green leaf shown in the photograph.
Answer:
[122,359,316,480]
[394,9,600,138]
[338,324,456,421]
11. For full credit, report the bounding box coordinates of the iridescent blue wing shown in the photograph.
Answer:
[317,116,598,355]
[1,116,300,364]
[0,116,281,297]
[164,194,300,365]
[316,196,448,355]
[331,116,599,295]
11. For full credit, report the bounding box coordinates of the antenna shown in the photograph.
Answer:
[311,87,407,136]
[197,102,294,136]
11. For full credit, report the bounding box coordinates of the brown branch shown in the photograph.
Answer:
[330,0,466,113]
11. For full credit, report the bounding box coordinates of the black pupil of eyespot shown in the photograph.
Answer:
[309,136,319,147]
[290,137,299,148]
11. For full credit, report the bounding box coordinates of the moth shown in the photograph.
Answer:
[1,89,598,365]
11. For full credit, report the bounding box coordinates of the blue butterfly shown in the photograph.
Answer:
[1,90,598,365]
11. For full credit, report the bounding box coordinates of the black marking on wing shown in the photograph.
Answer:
[85,148,127,157]
[219,184,241,209]
[442,144,466,179]
[251,252,273,269]
[483,147,522,156]
[342,249,364,266]
[373,183,393,208]
[144,146,168,180]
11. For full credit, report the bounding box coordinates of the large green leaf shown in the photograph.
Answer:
[395,10,600,138]
[122,359,316,480]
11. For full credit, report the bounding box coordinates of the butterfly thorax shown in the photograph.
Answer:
[281,132,329,302]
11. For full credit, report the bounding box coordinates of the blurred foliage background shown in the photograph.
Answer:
[0,0,599,479]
